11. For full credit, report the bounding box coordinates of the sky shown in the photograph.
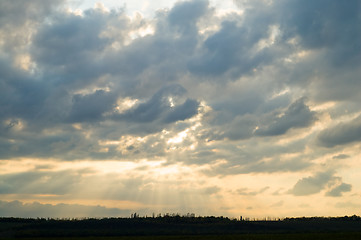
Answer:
[0,0,361,219]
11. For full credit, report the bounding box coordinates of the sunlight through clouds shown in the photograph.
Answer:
[1,0,361,218]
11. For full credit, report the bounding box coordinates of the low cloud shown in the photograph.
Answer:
[326,183,352,197]
[332,154,350,160]
[115,84,199,125]
[0,200,131,218]
[255,98,316,136]
[236,187,269,196]
[288,171,352,197]
[68,90,116,123]
[318,114,361,148]
[288,173,330,196]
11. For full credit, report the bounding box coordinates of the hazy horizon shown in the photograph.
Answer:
[1,0,361,219]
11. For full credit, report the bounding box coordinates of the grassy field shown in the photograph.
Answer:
[2,232,361,240]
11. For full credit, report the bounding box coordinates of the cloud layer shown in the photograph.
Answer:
[1,0,360,217]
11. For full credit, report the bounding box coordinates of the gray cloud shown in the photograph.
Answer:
[326,183,352,197]
[317,114,361,148]
[2,0,361,218]
[188,20,273,78]
[164,98,200,123]
[0,200,131,218]
[236,186,269,196]
[288,171,335,196]
[113,84,199,125]
[32,10,109,67]
[0,170,81,195]
[68,90,116,123]
[168,0,209,34]
[255,98,316,136]
[278,0,361,55]
[0,0,360,179]
[332,154,350,160]
[223,115,257,140]
[288,171,352,197]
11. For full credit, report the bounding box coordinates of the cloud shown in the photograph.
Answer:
[223,115,257,140]
[164,98,200,123]
[1,0,361,220]
[113,84,200,125]
[68,90,116,123]
[0,200,131,218]
[31,8,114,71]
[288,171,335,196]
[317,114,361,148]
[236,186,269,196]
[288,171,352,197]
[168,0,209,33]
[326,183,352,197]
[203,186,221,195]
[255,98,316,136]
[0,170,81,195]
[278,0,361,55]
[332,154,350,160]
[188,20,274,77]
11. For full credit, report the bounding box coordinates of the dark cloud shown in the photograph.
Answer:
[68,90,116,123]
[0,0,64,55]
[236,187,269,196]
[317,114,361,148]
[0,170,80,195]
[201,152,310,176]
[332,154,350,160]
[0,0,63,28]
[0,0,360,187]
[188,20,273,78]
[288,171,351,197]
[279,0,361,54]
[255,98,316,136]
[0,58,48,123]
[326,183,352,197]
[288,171,335,196]
[203,186,221,195]
[0,200,131,218]
[114,84,199,124]
[168,0,208,34]
[223,115,257,140]
[164,98,200,123]
[32,10,109,66]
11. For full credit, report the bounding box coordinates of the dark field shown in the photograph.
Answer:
[1,215,361,239]
[2,233,361,240]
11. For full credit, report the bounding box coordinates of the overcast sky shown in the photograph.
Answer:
[1,0,361,218]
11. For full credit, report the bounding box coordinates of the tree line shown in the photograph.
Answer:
[0,214,361,238]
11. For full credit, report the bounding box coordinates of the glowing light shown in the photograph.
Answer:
[168,97,175,107]
[255,25,280,51]
[115,97,138,113]
[14,54,32,70]
[309,101,336,111]
[131,24,155,38]
[167,129,188,144]
[270,88,290,99]
[95,2,109,12]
